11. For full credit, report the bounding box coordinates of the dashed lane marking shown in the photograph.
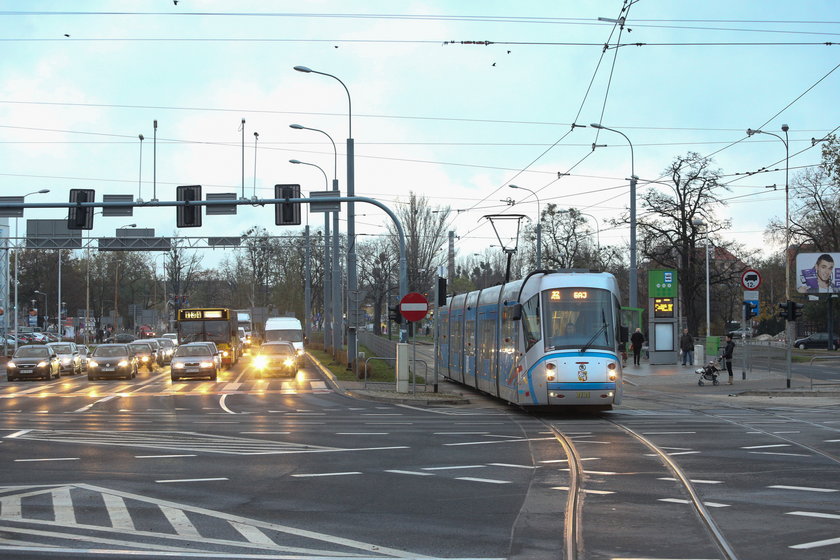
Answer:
[768,485,838,493]
[787,511,840,520]
[455,477,511,484]
[658,498,730,508]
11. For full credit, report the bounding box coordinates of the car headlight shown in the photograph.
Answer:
[89,360,98,368]
[173,362,185,370]
[199,361,214,369]
[284,358,295,368]
[117,360,129,367]
[140,356,149,362]
[61,358,71,365]
[37,361,48,368]
[253,356,268,369]
[296,349,304,356]
[6,361,16,369]
[222,350,229,357]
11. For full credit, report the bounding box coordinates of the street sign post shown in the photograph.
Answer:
[399,292,429,323]
[741,269,761,290]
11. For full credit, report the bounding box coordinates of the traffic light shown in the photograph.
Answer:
[275,184,301,225]
[777,301,790,321]
[437,277,447,307]
[68,189,95,230]
[388,304,402,324]
[177,185,202,228]
[791,301,804,321]
[743,301,757,320]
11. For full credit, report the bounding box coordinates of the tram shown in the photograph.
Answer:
[437,271,625,410]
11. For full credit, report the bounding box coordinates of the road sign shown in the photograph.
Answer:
[741,269,761,290]
[399,292,429,323]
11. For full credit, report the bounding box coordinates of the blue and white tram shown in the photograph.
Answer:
[437,271,624,409]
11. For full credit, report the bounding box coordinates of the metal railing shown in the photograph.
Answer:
[361,356,429,393]
[808,355,840,389]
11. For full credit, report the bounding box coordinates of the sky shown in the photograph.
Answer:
[1,0,839,273]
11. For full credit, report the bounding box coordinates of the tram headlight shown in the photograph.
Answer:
[545,362,556,381]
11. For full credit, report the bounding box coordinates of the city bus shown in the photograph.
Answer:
[176,308,240,368]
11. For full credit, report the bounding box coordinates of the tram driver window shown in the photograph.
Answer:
[521,295,541,351]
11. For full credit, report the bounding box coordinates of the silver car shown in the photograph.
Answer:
[46,342,82,376]
[170,343,218,381]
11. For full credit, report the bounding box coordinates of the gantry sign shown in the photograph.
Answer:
[0,187,409,300]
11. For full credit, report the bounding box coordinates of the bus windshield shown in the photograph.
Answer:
[180,321,230,344]
[542,287,616,351]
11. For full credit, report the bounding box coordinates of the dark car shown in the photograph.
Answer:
[253,341,298,378]
[170,343,218,381]
[105,332,136,344]
[6,345,60,381]
[128,341,157,371]
[794,332,839,350]
[87,344,138,380]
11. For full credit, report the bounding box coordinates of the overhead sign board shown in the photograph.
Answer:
[0,196,24,217]
[310,190,341,213]
[98,237,171,251]
[102,194,134,217]
[26,219,82,249]
[206,192,238,215]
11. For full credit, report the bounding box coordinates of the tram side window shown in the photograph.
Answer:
[521,294,541,351]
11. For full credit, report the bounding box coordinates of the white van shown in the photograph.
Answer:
[264,317,304,362]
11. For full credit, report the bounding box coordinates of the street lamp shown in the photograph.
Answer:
[13,189,49,349]
[693,219,712,337]
[509,185,541,269]
[294,64,361,363]
[746,124,791,386]
[137,134,144,202]
[290,123,342,356]
[591,123,638,309]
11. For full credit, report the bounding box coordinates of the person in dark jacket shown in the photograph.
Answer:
[630,328,645,366]
[680,328,695,366]
[723,334,735,384]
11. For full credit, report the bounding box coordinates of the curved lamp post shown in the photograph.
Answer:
[13,189,50,349]
[591,123,638,310]
[290,123,343,356]
[294,64,361,362]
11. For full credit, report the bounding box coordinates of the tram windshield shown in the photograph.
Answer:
[542,287,616,351]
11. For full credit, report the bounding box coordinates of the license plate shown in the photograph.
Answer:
[186,368,199,373]
[576,392,591,398]
[19,369,32,374]
[101,367,114,372]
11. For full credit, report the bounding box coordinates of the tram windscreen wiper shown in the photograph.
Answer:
[580,309,608,353]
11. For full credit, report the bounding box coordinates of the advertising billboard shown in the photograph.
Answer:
[796,252,840,295]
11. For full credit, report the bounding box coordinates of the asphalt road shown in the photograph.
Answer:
[0,352,839,559]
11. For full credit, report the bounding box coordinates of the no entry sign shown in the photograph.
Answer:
[400,292,429,322]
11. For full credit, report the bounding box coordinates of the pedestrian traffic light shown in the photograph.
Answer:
[176,185,202,228]
[743,301,757,320]
[275,184,301,225]
[790,301,804,321]
[777,301,790,321]
[68,189,95,230]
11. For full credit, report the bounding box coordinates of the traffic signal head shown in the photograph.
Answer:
[743,301,757,320]
[791,301,804,321]
[275,184,301,226]
[68,189,95,230]
[176,185,203,228]
[777,301,789,321]
[388,304,402,324]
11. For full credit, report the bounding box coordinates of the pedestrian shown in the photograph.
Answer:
[723,334,735,384]
[630,327,645,366]
[680,328,695,366]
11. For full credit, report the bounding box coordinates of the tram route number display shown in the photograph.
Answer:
[653,297,675,318]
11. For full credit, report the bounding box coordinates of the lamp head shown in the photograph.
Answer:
[38,189,50,194]
[509,184,520,190]
[590,123,604,129]
[139,134,144,141]
[254,132,259,138]
[294,65,312,73]
[289,159,302,165]
[781,124,789,132]
[746,128,757,136]
[289,124,304,130]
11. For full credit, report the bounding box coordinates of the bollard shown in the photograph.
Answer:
[395,343,409,393]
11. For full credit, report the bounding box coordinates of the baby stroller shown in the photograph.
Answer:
[695,359,720,386]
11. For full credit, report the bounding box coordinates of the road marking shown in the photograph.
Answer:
[748,451,812,457]
[790,536,840,550]
[455,477,510,484]
[445,437,554,446]
[658,477,722,484]
[551,487,614,495]
[229,520,275,545]
[641,431,697,434]
[488,463,536,469]
[769,485,838,493]
[240,431,291,434]
[433,431,490,435]
[15,457,80,462]
[291,472,363,478]
[741,443,791,449]
[659,498,729,507]
[787,511,840,520]
[52,487,76,525]
[423,465,485,471]
[385,470,435,476]
[155,478,228,483]
[219,394,235,414]
[102,493,135,530]
[6,429,33,438]
[135,454,197,459]
[73,395,117,413]
[336,432,389,435]
[539,457,600,463]
[161,505,201,537]
[223,382,241,391]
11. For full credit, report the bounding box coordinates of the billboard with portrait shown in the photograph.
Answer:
[796,252,840,295]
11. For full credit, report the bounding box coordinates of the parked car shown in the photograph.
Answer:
[170,343,218,381]
[6,344,61,381]
[128,341,157,371]
[46,342,82,375]
[87,344,137,380]
[105,332,136,344]
[252,341,298,378]
[793,332,839,350]
[727,328,754,339]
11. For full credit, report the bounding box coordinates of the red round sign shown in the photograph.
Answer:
[399,292,429,322]
[741,268,762,290]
